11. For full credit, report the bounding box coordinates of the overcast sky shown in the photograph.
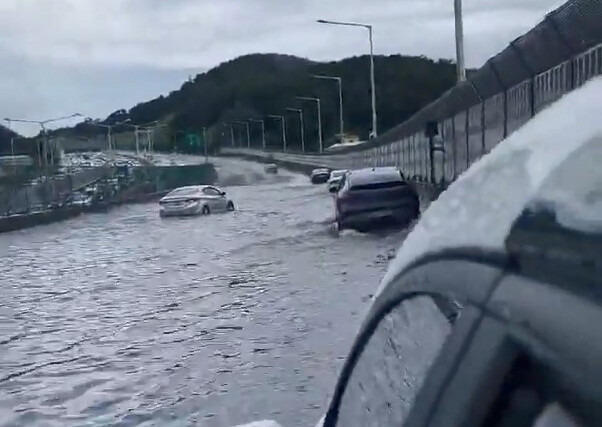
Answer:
[1,0,564,136]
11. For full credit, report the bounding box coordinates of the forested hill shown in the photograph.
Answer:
[64,53,459,151]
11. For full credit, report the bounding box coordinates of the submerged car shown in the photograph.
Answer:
[159,185,235,217]
[235,76,602,427]
[327,170,348,193]
[311,168,331,184]
[264,163,278,174]
[335,167,419,231]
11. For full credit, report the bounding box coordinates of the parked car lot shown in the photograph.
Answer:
[159,185,235,217]
[334,167,419,232]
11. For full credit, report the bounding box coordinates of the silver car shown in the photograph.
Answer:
[327,170,348,193]
[159,185,235,217]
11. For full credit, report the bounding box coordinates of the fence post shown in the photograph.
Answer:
[510,42,536,118]
[489,62,508,139]
[546,13,576,91]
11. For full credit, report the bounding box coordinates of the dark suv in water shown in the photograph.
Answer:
[335,167,419,232]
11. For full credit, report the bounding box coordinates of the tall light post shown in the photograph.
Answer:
[84,118,130,151]
[4,113,82,166]
[249,119,266,150]
[317,19,377,138]
[223,123,235,147]
[234,121,250,148]
[454,0,466,82]
[202,127,209,162]
[122,120,161,154]
[296,96,323,153]
[312,75,344,142]
[286,108,305,153]
[267,115,287,151]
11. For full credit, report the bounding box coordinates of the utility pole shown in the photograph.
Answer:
[268,115,287,151]
[249,119,266,150]
[202,127,208,162]
[286,108,305,152]
[454,0,466,82]
[296,96,323,153]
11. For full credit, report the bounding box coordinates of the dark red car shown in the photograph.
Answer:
[335,167,419,232]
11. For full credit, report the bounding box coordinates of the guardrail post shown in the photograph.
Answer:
[510,42,536,118]
[489,62,508,139]
[546,14,576,91]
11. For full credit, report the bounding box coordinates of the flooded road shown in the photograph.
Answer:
[0,158,410,427]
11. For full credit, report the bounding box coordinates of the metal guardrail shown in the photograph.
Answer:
[223,0,602,187]
[0,167,110,216]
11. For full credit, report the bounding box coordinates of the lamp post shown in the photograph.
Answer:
[285,108,305,153]
[202,127,208,162]
[454,0,466,82]
[267,115,287,151]
[296,96,323,153]
[234,121,250,148]
[84,118,130,151]
[312,75,344,142]
[317,19,377,138]
[223,123,235,147]
[249,119,266,150]
[4,113,82,166]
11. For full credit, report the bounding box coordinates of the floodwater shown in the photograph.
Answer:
[0,158,410,427]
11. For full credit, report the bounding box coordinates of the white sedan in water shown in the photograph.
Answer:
[159,185,235,217]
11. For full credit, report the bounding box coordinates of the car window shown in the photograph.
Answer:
[334,295,460,427]
[203,187,221,196]
[167,187,198,197]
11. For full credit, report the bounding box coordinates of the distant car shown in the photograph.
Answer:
[68,192,93,208]
[159,185,235,217]
[327,170,348,193]
[311,168,331,184]
[264,163,278,174]
[335,167,419,231]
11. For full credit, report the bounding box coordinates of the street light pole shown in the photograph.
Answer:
[249,119,266,150]
[454,0,466,82]
[4,113,82,167]
[296,97,323,153]
[317,19,377,138]
[268,115,287,151]
[312,75,344,141]
[234,121,250,148]
[286,108,305,153]
[202,127,208,162]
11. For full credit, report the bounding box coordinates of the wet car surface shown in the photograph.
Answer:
[0,158,410,427]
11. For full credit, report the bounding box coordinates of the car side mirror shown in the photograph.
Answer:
[220,191,226,196]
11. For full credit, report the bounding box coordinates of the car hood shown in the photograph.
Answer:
[378,76,602,295]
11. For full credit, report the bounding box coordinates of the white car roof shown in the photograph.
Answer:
[378,76,602,295]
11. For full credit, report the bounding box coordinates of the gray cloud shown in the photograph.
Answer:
[0,0,564,136]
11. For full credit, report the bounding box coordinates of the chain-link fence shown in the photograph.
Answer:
[0,167,110,216]
[224,0,602,187]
